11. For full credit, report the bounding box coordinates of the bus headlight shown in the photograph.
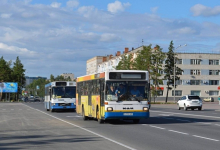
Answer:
[143,107,148,111]
[51,103,55,106]
[107,107,113,111]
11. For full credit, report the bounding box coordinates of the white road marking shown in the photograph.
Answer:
[176,119,191,122]
[193,135,219,142]
[168,130,189,135]
[66,116,82,117]
[215,124,220,126]
[151,110,220,119]
[197,122,211,125]
[23,104,136,150]
[148,125,165,130]
[159,114,172,116]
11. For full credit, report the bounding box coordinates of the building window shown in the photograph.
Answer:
[190,80,201,85]
[157,90,163,96]
[209,80,219,85]
[176,80,182,85]
[191,91,201,96]
[209,91,219,96]
[172,90,182,96]
[209,70,220,75]
[190,59,201,65]
[176,59,182,64]
[190,70,201,75]
[209,60,219,65]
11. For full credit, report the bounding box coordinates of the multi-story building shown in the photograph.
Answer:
[25,76,47,87]
[87,46,220,101]
[60,73,74,81]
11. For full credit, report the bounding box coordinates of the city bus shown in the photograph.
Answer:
[45,81,76,112]
[76,70,150,123]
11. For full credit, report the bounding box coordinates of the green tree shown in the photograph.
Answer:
[115,53,133,70]
[164,41,183,103]
[0,56,12,82]
[12,56,25,101]
[26,78,49,98]
[150,45,166,102]
[50,74,55,82]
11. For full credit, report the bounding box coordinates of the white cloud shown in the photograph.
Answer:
[151,7,158,13]
[66,0,79,8]
[0,43,38,57]
[51,2,61,8]
[191,4,220,17]
[107,1,131,13]
[1,13,12,18]
[100,33,121,42]
[168,27,197,35]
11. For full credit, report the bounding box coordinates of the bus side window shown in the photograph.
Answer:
[97,79,100,94]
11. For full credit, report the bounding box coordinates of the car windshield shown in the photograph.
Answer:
[188,96,200,100]
[52,86,76,98]
[105,81,149,101]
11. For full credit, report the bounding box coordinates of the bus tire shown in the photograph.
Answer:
[50,104,54,112]
[82,106,88,120]
[96,107,104,124]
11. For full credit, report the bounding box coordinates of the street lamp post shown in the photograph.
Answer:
[174,44,187,102]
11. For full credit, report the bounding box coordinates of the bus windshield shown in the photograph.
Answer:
[105,81,149,101]
[52,86,76,98]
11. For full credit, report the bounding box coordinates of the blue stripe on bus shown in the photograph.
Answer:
[104,112,149,119]
[50,103,76,109]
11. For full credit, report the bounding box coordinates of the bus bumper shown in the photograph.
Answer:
[51,103,76,109]
[104,111,150,120]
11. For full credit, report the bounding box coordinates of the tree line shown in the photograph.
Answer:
[0,56,25,101]
[115,41,183,103]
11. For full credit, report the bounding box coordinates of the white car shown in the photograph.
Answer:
[177,95,202,111]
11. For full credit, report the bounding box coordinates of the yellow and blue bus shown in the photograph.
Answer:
[76,70,150,123]
[45,81,76,112]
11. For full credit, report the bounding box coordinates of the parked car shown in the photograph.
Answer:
[203,97,214,102]
[34,96,41,102]
[177,95,202,111]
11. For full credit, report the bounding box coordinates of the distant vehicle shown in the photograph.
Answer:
[203,97,214,102]
[177,95,202,111]
[45,81,76,112]
[34,96,41,102]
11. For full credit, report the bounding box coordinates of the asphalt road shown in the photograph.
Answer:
[1,102,220,150]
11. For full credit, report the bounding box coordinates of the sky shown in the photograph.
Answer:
[0,0,220,79]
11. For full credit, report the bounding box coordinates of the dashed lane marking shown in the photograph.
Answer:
[168,130,189,135]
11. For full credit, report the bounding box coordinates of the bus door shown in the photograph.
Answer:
[88,81,92,115]
[100,79,105,118]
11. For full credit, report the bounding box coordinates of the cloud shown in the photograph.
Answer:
[66,0,79,8]
[0,43,38,58]
[107,1,131,13]
[1,13,12,18]
[51,2,61,8]
[191,4,220,17]
[151,7,158,13]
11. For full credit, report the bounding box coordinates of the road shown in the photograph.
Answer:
[0,102,220,150]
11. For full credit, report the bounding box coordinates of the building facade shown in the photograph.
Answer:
[87,46,220,101]
[60,73,74,81]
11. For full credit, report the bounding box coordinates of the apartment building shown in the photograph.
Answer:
[87,46,220,101]
[60,73,74,81]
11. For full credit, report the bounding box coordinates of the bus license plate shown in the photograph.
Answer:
[123,113,133,116]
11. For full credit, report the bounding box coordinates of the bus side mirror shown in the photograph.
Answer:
[49,88,51,94]
[148,83,151,91]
